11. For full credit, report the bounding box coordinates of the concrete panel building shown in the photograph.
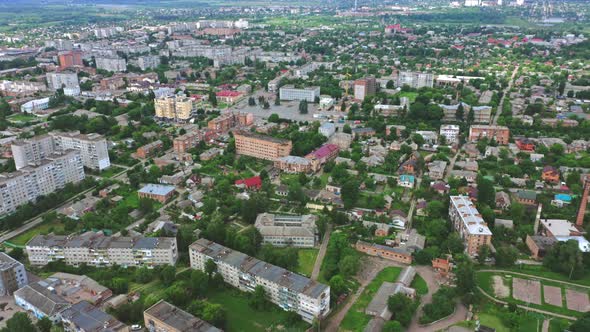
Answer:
[0,252,28,296]
[449,196,493,256]
[189,239,330,323]
[254,213,318,248]
[279,85,320,102]
[95,57,127,72]
[47,72,80,96]
[353,77,376,101]
[26,232,178,267]
[155,95,193,122]
[396,71,434,89]
[233,131,292,161]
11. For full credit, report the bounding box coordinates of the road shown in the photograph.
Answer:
[444,150,461,181]
[492,65,520,125]
[0,164,131,244]
[311,224,332,281]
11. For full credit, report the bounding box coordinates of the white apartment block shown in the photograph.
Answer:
[26,232,178,267]
[449,196,493,256]
[396,71,434,89]
[440,125,460,144]
[46,72,79,91]
[154,95,193,121]
[11,132,110,171]
[0,150,85,216]
[254,213,318,248]
[319,122,336,138]
[95,57,127,72]
[189,239,330,323]
[0,252,28,296]
[279,85,320,102]
[136,55,160,71]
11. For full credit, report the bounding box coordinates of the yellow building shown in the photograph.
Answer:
[234,131,292,161]
[154,95,193,121]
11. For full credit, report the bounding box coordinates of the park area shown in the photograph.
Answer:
[477,270,590,317]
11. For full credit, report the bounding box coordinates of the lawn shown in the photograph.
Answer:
[340,267,402,332]
[8,220,65,246]
[411,274,429,296]
[397,91,419,103]
[478,313,510,332]
[206,287,309,332]
[97,166,124,178]
[296,248,319,277]
[7,113,38,122]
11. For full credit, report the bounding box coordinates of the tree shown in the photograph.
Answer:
[161,265,176,286]
[387,293,416,326]
[37,317,53,332]
[340,255,360,277]
[268,113,280,123]
[249,285,269,310]
[138,198,155,214]
[329,275,347,296]
[343,124,352,134]
[205,259,217,278]
[299,100,308,114]
[495,246,518,267]
[1,312,37,332]
[570,312,590,332]
[382,321,403,332]
[426,201,446,218]
[341,180,360,209]
[202,303,226,328]
[209,90,218,107]
[455,261,476,294]
[477,176,496,208]
[248,97,256,106]
[543,240,585,279]
[477,245,490,264]
[190,270,209,297]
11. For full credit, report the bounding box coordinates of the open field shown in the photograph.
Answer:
[296,248,319,277]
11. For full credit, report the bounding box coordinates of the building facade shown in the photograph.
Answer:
[468,125,510,145]
[155,95,193,121]
[279,85,320,102]
[233,131,292,161]
[353,77,376,101]
[449,196,493,256]
[439,125,460,144]
[0,150,85,216]
[396,71,434,89]
[46,72,80,96]
[355,241,413,264]
[26,232,178,267]
[189,239,330,323]
[95,57,127,72]
[0,252,28,296]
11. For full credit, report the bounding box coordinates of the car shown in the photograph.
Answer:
[131,325,142,331]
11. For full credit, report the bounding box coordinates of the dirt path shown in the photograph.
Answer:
[311,225,332,280]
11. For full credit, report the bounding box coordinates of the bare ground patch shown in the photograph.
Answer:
[543,285,563,307]
[492,276,510,298]
[512,278,541,305]
[566,289,590,312]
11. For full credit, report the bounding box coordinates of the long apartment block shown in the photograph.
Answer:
[11,131,110,171]
[233,131,292,161]
[26,232,178,267]
[449,196,493,256]
[0,150,85,216]
[189,239,330,323]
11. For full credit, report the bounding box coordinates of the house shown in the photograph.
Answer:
[235,176,262,190]
[455,160,479,172]
[60,301,128,332]
[362,221,395,237]
[427,160,447,180]
[431,181,450,195]
[398,175,415,188]
[59,196,100,220]
[138,184,176,203]
[398,158,417,175]
[351,127,376,138]
[355,240,412,264]
[526,235,557,260]
[495,192,511,210]
[450,170,477,183]
[432,258,452,276]
[542,166,560,184]
[516,138,535,152]
[515,190,537,206]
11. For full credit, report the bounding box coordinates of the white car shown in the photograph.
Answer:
[131,325,142,331]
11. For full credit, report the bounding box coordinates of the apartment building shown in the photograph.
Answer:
[468,125,510,145]
[472,106,492,124]
[274,156,313,173]
[58,50,83,70]
[0,150,85,216]
[189,239,330,323]
[353,77,376,101]
[173,131,200,154]
[26,232,178,267]
[255,213,318,248]
[355,241,413,264]
[233,131,292,161]
[51,132,111,170]
[136,140,163,159]
[0,252,28,296]
[440,125,460,144]
[12,132,110,171]
[279,85,320,102]
[46,72,80,96]
[207,112,253,132]
[144,300,222,332]
[95,57,127,72]
[0,80,47,97]
[396,71,434,89]
[449,196,493,256]
[136,55,161,71]
[155,95,193,122]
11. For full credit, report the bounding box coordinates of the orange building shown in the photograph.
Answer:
[136,140,163,159]
[432,258,452,275]
[233,131,292,161]
[541,166,560,184]
[58,50,83,70]
[355,240,412,264]
[468,125,510,145]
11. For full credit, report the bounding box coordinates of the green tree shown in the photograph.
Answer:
[1,312,37,332]
[329,275,347,296]
[477,245,490,264]
[205,259,218,278]
[37,317,52,332]
[382,321,403,332]
[343,124,352,134]
[249,285,269,310]
[190,270,209,297]
[340,255,360,277]
[387,293,416,326]
[209,90,218,107]
[543,240,585,279]
[268,113,280,123]
[495,246,518,267]
[160,265,176,286]
[299,100,308,114]
[455,261,476,295]
[570,312,590,332]
[477,176,496,208]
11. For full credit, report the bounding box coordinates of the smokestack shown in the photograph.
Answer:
[576,178,590,226]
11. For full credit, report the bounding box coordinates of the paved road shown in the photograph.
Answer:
[311,224,332,281]
[492,65,520,125]
[444,150,461,181]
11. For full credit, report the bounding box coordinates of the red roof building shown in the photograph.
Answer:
[516,138,535,152]
[235,176,262,190]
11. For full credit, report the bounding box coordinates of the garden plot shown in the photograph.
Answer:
[565,289,590,312]
[492,276,510,299]
[512,278,541,305]
[543,285,563,307]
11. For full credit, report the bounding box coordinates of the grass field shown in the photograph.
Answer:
[206,288,309,332]
[296,248,319,277]
[398,91,419,103]
[97,166,124,178]
[8,220,65,246]
[340,267,402,332]
[411,274,429,296]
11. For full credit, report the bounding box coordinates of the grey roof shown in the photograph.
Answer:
[60,301,126,332]
[138,184,176,196]
[14,282,70,317]
[144,300,222,332]
[26,233,175,250]
[190,239,329,298]
[0,252,23,272]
